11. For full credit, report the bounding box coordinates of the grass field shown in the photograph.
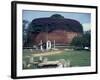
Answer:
[45,50,90,67]
[23,49,90,69]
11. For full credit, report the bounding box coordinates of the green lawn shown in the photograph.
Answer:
[44,50,90,67]
[23,50,90,69]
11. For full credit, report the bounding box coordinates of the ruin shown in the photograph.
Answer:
[24,14,83,49]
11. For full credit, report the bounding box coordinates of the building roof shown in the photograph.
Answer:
[30,14,83,33]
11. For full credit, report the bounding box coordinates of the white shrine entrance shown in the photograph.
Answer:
[39,40,55,51]
[46,40,51,50]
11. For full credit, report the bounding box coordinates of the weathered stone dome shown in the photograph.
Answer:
[30,14,83,33]
[27,14,83,46]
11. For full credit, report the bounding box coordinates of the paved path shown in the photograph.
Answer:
[32,50,63,57]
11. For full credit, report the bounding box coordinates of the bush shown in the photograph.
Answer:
[70,31,90,48]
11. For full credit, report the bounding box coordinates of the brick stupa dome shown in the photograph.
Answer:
[27,14,83,46]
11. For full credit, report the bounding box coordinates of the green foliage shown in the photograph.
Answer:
[82,31,91,47]
[71,31,91,48]
[23,20,29,29]
[71,36,83,47]
[23,20,29,46]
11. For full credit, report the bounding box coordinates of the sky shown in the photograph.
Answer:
[22,10,91,31]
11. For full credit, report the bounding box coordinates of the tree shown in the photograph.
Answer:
[70,31,91,49]
[23,20,30,47]
[23,20,29,29]
[82,31,91,48]
[71,36,83,47]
